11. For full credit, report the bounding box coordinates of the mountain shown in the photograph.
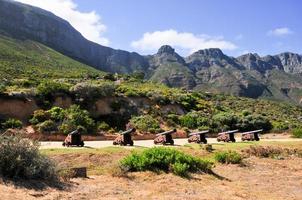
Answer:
[1,0,302,104]
[0,0,149,74]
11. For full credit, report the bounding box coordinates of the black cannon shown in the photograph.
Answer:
[217,130,238,143]
[154,129,177,145]
[113,128,136,146]
[188,130,209,144]
[62,129,84,147]
[241,129,262,141]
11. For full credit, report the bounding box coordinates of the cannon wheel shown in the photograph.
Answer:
[130,140,134,146]
[81,141,84,147]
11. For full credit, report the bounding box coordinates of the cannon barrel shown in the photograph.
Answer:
[156,129,177,136]
[120,128,136,135]
[241,129,263,134]
[189,130,209,136]
[218,129,239,135]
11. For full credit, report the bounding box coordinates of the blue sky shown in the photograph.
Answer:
[15,0,302,56]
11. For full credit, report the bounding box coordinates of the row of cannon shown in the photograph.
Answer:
[62,128,262,147]
[112,128,263,146]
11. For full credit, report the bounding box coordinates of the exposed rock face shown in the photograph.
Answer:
[0,0,149,73]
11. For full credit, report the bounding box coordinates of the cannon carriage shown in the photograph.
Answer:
[62,129,84,147]
[188,130,209,144]
[241,129,262,141]
[154,129,176,145]
[113,128,136,146]
[217,130,238,142]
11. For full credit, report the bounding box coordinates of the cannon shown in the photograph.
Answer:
[188,130,209,144]
[217,130,238,142]
[154,129,176,145]
[241,129,262,141]
[113,128,136,146]
[62,129,84,147]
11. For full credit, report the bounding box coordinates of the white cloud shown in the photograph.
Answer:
[267,27,293,37]
[131,29,237,55]
[14,0,109,45]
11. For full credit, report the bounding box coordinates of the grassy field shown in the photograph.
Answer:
[41,140,302,176]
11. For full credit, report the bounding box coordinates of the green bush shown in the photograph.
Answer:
[37,120,57,133]
[214,151,242,164]
[211,112,239,131]
[292,128,302,138]
[0,83,6,93]
[120,147,213,177]
[97,121,110,132]
[63,105,95,134]
[70,82,116,100]
[48,107,65,122]
[130,115,160,133]
[1,118,23,129]
[36,81,69,97]
[239,114,272,131]
[179,112,209,129]
[30,109,50,124]
[0,135,57,180]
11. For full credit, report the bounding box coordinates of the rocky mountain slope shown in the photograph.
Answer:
[1,0,302,103]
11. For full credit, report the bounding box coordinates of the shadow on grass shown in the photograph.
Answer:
[1,176,72,191]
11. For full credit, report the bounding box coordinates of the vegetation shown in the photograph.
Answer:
[0,135,57,180]
[214,151,242,164]
[292,128,302,138]
[120,147,213,177]
[1,118,23,129]
[129,115,161,133]
[30,106,95,134]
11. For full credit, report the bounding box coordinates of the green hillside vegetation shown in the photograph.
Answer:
[0,34,104,81]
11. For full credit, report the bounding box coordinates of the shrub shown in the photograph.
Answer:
[36,81,69,97]
[0,83,6,93]
[0,135,57,180]
[70,82,116,100]
[244,146,283,158]
[63,105,95,134]
[97,121,110,132]
[239,114,272,132]
[37,120,57,133]
[120,147,213,177]
[130,115,160,133]
[292,128,302,138]
[179,112,209,129]
[1,118,23,129]
[48,107,65,122]
[30,109,50,124]
[211,112,239,131]
[214,151,242,164]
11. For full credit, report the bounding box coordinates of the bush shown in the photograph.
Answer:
[130,115,161,133]
[214,151,242,164]
[48,107,65,122]
[239,114,272,132]
[120,147,213,177]
[36,81,69,97]
[0,135,57,180]
[30,109,50,124]
[63,105,95,134]
[97,121,110,132]
[244,146,302,158]
[211,112,239,131]
[292,128,302,138]
[179,112,209,129]
[37,120,57,133]
[70,82,116,100]
[1,118,23,129]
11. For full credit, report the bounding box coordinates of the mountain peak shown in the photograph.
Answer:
[157,45,175,54]
[194,48,224,58]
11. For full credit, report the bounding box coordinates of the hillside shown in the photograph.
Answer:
[0,34,104,80]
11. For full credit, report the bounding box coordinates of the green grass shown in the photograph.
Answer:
[0,34,104,81]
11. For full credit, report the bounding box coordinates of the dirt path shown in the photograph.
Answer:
[40,137,302,149]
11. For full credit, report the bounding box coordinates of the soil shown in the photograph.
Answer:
[1,156,302,200]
